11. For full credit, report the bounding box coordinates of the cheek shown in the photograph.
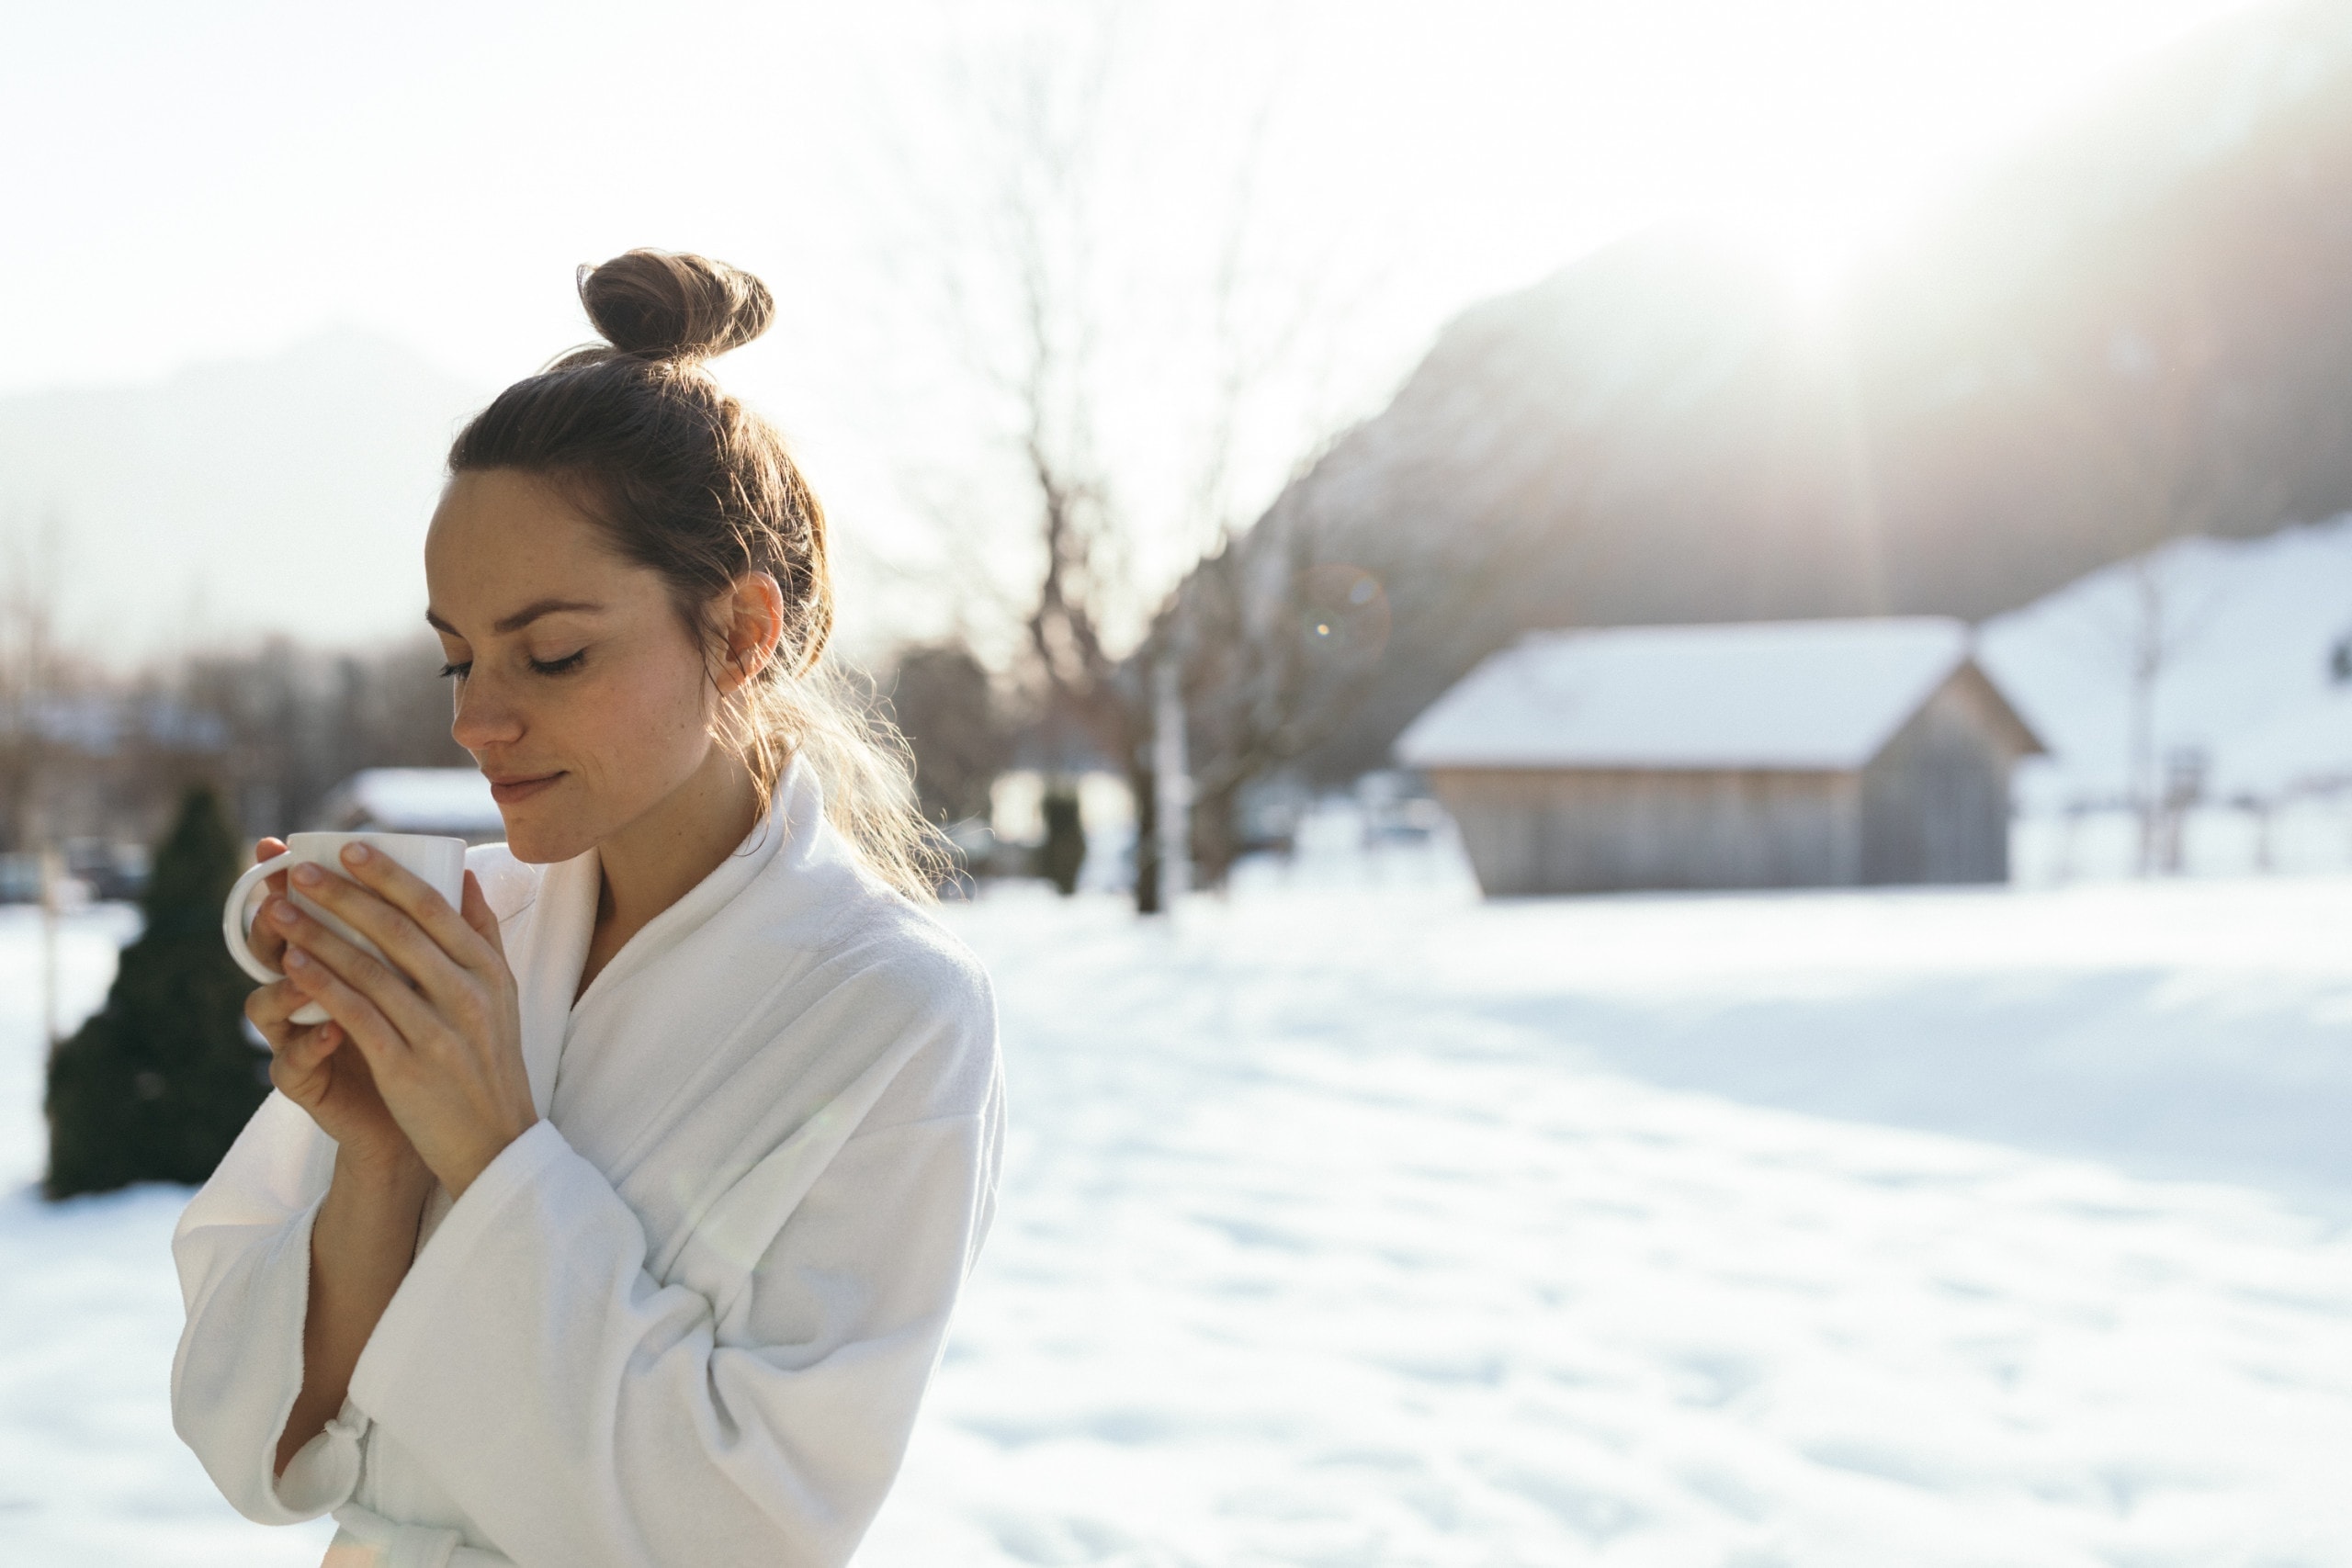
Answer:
[568,653,712,783]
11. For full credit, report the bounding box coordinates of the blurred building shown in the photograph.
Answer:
[311,768,504,843]
[0,686,231,899]
[1397,619,2043,896]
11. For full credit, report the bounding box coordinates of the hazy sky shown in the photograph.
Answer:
[1,0,2260,655]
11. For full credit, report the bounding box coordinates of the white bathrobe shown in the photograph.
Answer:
[170,765,1004,1568]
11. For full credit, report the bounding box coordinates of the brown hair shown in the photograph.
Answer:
[449,249,944,899]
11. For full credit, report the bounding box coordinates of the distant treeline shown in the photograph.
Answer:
[0,632,1024,870]
[0,635,465,854]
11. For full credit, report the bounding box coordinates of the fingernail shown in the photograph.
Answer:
[285,949,310,969]
[343,843,370,864]
[293,863,323,886]
[271,901,300,927]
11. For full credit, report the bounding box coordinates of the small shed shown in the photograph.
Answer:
[311,768,505,844]
[1396,618,2045,896]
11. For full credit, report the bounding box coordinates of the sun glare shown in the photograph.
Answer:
[1747,213,1864,311]
[1606,0,2249,324]
[1685,201,1880,318]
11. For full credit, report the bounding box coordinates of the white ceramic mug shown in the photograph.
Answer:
[223,831,469,1027]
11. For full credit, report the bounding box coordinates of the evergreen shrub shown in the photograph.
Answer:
[1036,786,1086,897]
[44,785,268,1199]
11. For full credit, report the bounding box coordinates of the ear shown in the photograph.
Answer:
[716,570,788,694]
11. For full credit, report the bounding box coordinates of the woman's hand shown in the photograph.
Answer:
[243,839,421,1180]
[272,843,537,1198]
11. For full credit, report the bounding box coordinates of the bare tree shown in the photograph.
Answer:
[177,632,468,838]
[886,643,1014,832]
[881,15,1368,909]
[0,513,67,856]
[2073,288,2278,874]
[1151,327,1634,888]
[1149,471,1381,886]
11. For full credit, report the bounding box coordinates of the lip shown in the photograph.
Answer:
[487,772,565,806]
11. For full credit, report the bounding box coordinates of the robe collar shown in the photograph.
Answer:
[513,761,816,1119]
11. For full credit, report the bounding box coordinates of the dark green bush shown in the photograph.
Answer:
[1035,785,1086,897]
[44,786,268,1199]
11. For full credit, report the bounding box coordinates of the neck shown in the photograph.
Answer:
[589,745,763,970]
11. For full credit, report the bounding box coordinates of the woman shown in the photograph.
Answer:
[171,251,1003,1568]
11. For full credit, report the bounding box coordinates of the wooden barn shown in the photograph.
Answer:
[1396,619,2045,896]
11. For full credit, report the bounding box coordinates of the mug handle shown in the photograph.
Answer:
[222,851,295,987]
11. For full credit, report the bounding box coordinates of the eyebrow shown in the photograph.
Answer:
[425,599,608,637]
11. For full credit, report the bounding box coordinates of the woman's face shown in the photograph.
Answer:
[424,468,718,864]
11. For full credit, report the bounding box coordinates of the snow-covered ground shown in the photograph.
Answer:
[0,904,331,1565]
[11,844,2352,1564]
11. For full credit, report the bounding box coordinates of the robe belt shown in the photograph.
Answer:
[322,1503,514,1568]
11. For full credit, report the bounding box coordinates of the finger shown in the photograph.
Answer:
[245,976,318,1038]
[341,844,496,975]
[296,857,483,1001]
[267,1020,341,1098]
[281,944,413,1076]
[247,896,293,967]
[289,864,473,1003]
[277,1012,342,1054]
[274,1020,343,1077]
[279,1015,345,1065]
[258,837,290,902]
[459,871,507,960]
[276,903,438,1048]
[268,1047,316,1103]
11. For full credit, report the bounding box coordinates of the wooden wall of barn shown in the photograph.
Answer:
[1857,669,2019,885]
[1428,767,1863,895]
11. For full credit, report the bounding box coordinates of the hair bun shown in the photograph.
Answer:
[577,249,774,363]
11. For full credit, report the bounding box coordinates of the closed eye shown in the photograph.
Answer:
[438,660,470,681]
[530,649,587,676]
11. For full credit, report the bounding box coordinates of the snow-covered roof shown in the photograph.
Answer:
[1396,618,2016,772]
[313,767,504,837]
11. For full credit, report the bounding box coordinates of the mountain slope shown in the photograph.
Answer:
[1247,0,2352,782]
[0,331,483,660]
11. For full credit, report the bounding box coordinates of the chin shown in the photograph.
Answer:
[495,807,595,865]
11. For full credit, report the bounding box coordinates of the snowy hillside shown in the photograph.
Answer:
[12,844,2352,1563]
[1979,513,2352,811]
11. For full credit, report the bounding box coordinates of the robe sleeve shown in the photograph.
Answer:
[171,852,541,1528]
[344,977,1006,1568]
[170,1090,371,1523]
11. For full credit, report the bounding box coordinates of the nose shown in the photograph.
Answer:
[450,672,525,754]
